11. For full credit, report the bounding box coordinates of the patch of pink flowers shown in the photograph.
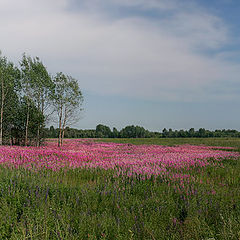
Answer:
[0,139,239,180]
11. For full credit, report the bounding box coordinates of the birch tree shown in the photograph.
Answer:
[20,54,53,146]
[52,72,83,147]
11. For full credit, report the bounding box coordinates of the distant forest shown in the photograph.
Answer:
[45,124,240,139]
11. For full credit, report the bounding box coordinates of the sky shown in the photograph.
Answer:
[1,0,240,131]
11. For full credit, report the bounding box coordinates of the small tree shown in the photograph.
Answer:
[52,72,83,147]
[20,54,53,146]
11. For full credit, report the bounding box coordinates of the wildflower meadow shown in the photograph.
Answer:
[0,139,239,239]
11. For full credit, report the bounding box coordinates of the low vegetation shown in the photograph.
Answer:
[99,137,240,149]
[0,138,239,239]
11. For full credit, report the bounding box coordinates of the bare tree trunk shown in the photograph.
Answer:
[37,125,40,147]
[58,106,62,147]
[0,79,5,146]
[39,95,44,147]
[58,126,61,147]
[36,101,40,147]
[25,101,30,146]
[61,128,65,146]
[61,108,67,146]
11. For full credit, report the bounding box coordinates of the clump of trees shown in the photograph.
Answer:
[161,128,240,138]
[45,125,240,139]
[0,51,83,146]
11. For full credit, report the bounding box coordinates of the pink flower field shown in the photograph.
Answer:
[0,139,240,238]
[0,139,239,181]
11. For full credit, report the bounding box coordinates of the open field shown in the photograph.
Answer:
[98,137,240,150]
[0,138,239,239]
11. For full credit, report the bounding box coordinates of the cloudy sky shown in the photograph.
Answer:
[1,0,240,131]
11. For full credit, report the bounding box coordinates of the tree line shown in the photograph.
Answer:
[0,51,83,146]
[45,125,240,138]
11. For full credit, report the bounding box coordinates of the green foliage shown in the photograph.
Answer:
[96,124,112,138]
[0,51,83,146]
[0,52,21,145]
[46,125,240,139]
[119,125,149,138]
[52,72,83,146]
[11,97,45,145]
[20,54,55,146]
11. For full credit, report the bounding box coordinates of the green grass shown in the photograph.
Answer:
[0,138,240,239]
[98,137,240,150]
[0,165,239,239]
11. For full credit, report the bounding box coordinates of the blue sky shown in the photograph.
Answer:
[1,0,240,131]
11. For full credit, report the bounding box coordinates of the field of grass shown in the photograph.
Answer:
[0,138,239,239]
[98,137,240,150]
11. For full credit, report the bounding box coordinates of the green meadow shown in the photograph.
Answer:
[98,137,240,149]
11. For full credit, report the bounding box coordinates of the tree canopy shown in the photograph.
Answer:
[45,125,240,139]
[0,51,83,146]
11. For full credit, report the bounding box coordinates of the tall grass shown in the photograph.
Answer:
[0,159,239,239]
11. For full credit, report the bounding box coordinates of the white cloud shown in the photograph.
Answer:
[0,0,239,102]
